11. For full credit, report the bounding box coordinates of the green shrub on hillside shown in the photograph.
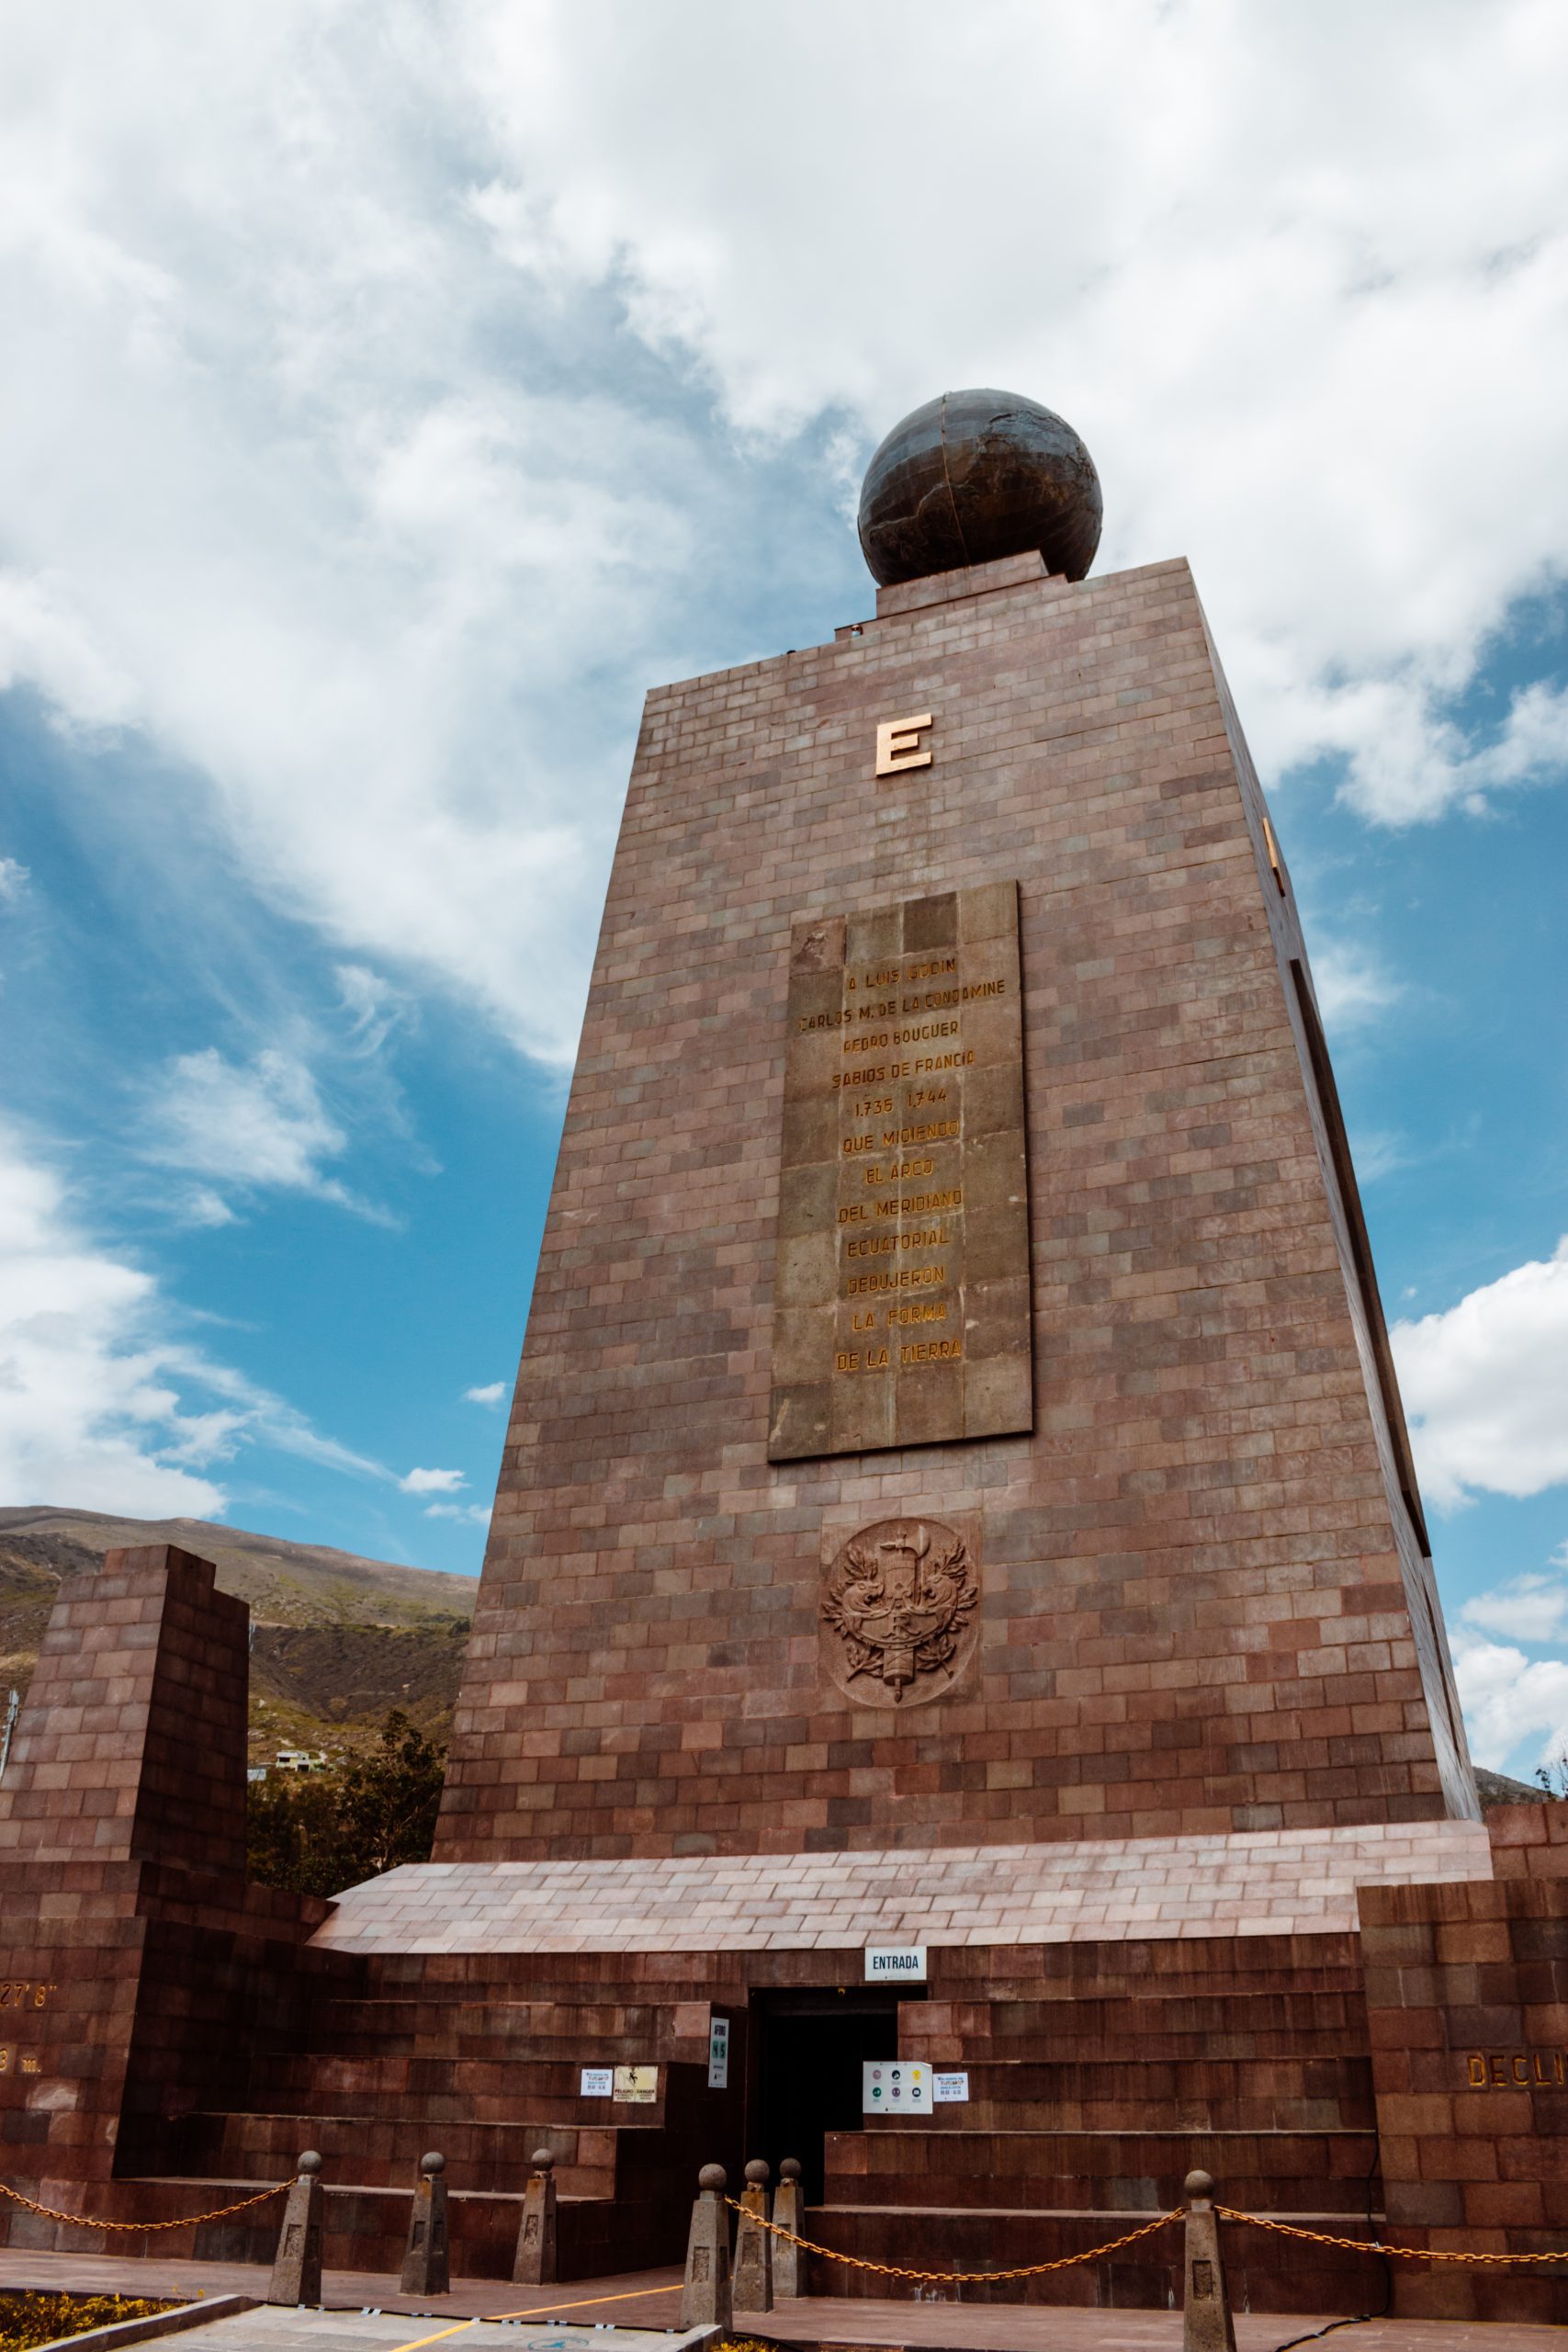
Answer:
[247,1709,446,1895]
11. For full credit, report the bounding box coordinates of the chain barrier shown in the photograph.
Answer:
[1219,2207,1568,2270]
[723,2194,1179,2282]
[725,2194,1568,2282]
[0,2178,287,2234]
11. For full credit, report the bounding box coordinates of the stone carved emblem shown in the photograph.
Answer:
[820,1517,978,1709]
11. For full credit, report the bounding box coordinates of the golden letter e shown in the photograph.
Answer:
[874,713,933,776]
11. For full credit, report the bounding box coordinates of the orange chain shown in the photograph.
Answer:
[1218,2206,1568,2269]
[0,2178,287,2234]
[724,2195,1179,2281]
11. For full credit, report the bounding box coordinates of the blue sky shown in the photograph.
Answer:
[3,1,1568,1780]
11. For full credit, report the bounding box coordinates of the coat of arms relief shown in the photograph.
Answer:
[820,1517,979,1709]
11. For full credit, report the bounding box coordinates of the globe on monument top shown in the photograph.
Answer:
[857,388,1102,588]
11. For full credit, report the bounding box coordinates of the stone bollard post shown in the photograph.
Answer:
[512,2146,558,2285]
[400,2151,450,2297]
[678,2163,733,2332]
[1182,2170,1236,2352]
[771,2156,804,2298]
[732,2157,773,2313]
[268,2151,324,2307]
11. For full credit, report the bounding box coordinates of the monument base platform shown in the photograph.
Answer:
[6,1553,1565,2324]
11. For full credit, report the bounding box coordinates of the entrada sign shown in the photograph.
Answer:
[864,1945,927,1982]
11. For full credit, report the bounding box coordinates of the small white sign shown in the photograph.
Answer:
[579,2066,614,2098]
[864,1945,928,1983]
[707,2016,730,2090]
[933,2072,969,2103]
[863,2060,932,2115]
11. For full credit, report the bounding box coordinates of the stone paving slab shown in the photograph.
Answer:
[1,2250,1564,2352]
[179,2312,712,2352]
[0,2256,687,2332]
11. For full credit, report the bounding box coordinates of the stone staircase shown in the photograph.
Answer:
[128,1956,740,2280]
[807,1929,1391,2312]
[119,1927,1397,2305]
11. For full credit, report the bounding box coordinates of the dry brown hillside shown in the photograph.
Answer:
[0,1506,477,1764]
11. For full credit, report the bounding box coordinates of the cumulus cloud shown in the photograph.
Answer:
[1461,1572,1568,1645]
[463,1381,505,1405]
[462,0,1568,827]
[400,1465,467,1494]
[1,0,1567,1083]
[0,1121,385,1515]
[1453,1632,1568,1774]
[1393,1239,1568,1508]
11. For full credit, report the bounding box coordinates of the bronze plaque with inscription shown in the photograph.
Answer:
[768,883,1032,1460]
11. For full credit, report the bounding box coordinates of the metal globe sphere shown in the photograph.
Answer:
[858,388,1101,588]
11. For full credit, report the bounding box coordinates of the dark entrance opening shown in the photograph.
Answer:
[750,1984,925,2206]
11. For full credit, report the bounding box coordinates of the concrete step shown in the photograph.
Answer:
[805,2199,1387,2313]
[879,2052,1375,2133]
[296,1996,704,2065]
[165,2110,626,2196]
[109,2174,682,2283]
[907,1984,1370,2061]
[824,2125,1382,2216]
[246,2050,679,2121]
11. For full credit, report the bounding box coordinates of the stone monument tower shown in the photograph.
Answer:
[432,387,1476,1862]
[19,391,1553,2321]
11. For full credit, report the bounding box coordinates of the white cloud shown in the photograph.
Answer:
[184,1187,239,1229]
[1310,941,1404,1030]
[1461,1572,1568,1645]
[458,0,1568,828]
[0,1119,400,1517]
[2,1,1567,1078]
[1393,1239,1568,1508]
[463,1381,505,1405]
[400,1464,466,1494]
[423,1499,491,1524]
[0,857,29,906]
[140,1046,384,1221]
[0,1124,227,1517]
[335,965,408,1058]
[1453,1631,1568,1774]
[0,1125,378,1514]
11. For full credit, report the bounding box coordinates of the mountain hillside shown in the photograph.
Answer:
[0,1507,478,1763]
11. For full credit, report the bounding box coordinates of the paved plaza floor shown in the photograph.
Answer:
[2,2249,1566,2352]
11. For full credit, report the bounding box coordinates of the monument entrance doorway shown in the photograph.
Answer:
[751,1985,924,2202]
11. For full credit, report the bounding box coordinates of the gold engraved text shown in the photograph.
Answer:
[0,1982,55,2010]
[1467,2050,1568,2088]
[844,1229,949,1260]
[844,1264,947,1295]
[884,1120,958,1147]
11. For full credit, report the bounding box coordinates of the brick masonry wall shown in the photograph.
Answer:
[437,550,1476,1862]
[0,1545,249,1874]
[1358,1804,1568,2321]
[0,1548,328,2209]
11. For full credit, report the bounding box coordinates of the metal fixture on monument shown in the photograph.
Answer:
[857,386,1102,586]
